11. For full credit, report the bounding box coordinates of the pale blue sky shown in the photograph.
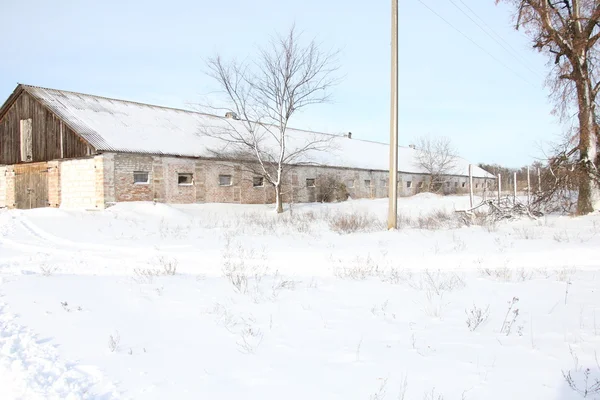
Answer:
[1,0,561,167]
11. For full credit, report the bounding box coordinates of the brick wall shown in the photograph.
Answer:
[59,157,98,209]
[105,152,491,206]
[113,153,154,202]
[1,152,494,209]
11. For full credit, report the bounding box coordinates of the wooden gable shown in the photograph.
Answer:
[0,86,93,165]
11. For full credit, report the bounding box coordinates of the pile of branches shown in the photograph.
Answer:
[457,196,542,225]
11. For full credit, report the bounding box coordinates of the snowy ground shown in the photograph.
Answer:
[1,194,600,399]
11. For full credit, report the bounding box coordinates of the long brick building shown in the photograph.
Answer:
[0,84,494,209]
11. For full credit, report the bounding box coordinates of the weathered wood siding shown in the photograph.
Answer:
[14,162,49,209]
[0,91,91,165]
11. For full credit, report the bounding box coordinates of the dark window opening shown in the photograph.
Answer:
[253,176,264,187]
[178,173,194,185]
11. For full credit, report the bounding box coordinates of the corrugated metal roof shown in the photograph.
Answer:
[19,84,495,178]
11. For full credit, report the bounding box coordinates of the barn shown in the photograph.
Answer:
[0,84,494,209]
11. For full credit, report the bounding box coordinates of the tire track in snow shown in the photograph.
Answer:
[0,216,224,276]
[12,217,193,256]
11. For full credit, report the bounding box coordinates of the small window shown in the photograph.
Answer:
[133,171,149,184]
[346,180,355,188]
[462,182,466,188]
[406,181,412,188]
[364,179,371,187]
[454,182,458,188]
[219,174,232,186]
[20,119,33,162]
[253,176,264,187]
[476,183,480,188]
[418,181,424,189]
[178,173,194,185]
[446,182,450,187]
[306,178,316,188]
[381,179,388,187]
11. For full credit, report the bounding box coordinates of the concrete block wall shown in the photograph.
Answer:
[59,157,98,209]
[0,166,16,208]
[47,161,60,207]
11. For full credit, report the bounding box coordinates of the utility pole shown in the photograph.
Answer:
[388,0,399,229]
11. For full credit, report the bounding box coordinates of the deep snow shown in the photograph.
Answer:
[1,194,600,399]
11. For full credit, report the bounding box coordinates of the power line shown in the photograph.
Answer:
[415,0,537,87]
[452,0,543,78]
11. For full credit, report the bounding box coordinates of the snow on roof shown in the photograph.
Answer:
[21,85,494,178]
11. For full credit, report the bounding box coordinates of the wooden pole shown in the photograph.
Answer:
[527,166,531,205]
[513,172,517,204]
[497,173,501,203]
[387,0,399,230]
[537,167,541,192]
[468,164,474,208]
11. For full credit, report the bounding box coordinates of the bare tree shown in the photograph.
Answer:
[414,136,459,193]
[202,26,340,213]
[496,0,600,214]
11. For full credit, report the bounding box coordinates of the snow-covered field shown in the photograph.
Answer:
[1,194,600,399]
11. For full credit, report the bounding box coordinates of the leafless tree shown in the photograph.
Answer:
[496,0,600,214]
[414,136,459,193]
[202,26,340,213]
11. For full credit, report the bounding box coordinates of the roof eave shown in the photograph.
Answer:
[0,84,26,122]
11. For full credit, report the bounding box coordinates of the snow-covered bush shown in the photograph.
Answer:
[332,255,380,280]
[133,268,162,284]
[156,256,178,276]
[410,270,466,294]
[108,331,120,353]
[327,212,384,234]
[562,347,600,398]
[465,303,490,331]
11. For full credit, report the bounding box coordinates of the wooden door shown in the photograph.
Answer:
[14,163,49,209]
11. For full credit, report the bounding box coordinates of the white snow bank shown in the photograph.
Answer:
[1,196,600,399]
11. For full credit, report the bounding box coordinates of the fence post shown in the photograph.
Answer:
[537,167,541,192]
[513,172,517,204]
[469,164,474,208]
[497,173,501,203]
[527,166,531,205]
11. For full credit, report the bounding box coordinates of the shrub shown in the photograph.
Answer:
[327,212,384,234]
[316,174,349,203]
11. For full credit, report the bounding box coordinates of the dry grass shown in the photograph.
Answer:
[327,212,385,234]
